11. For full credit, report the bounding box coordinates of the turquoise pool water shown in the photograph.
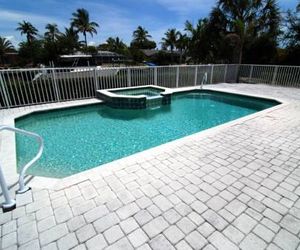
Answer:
[15,91,278,178]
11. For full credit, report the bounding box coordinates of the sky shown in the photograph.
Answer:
[0,0,298,48]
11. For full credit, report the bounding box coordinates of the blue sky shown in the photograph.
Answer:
[0,0,298,48]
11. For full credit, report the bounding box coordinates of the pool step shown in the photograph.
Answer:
[146,96,163,109]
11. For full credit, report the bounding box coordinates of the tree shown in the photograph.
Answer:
[216,0,281,63]
[99,37,129,56]
[206,7,229,63]
[45,23,60,42]
[162,29,179,52]
[83,45,98,54]
[107,37,126,52]
[281,2,300,65]
[71,8,99,47]
[184,19,211,63]
[16,21,38,43]
[284,2,300,47]
[176,32,189,63]
[133,26,151,43]
[162,28,180,63]
[217,0,259,63]
[151,50,177,65]
[57,27,82,54]
[131,26,156,49]
[43,23,62,64]
[0,37,14,64]
[259,0,281,38]
[243,34,278,64]
[18,40,44,66]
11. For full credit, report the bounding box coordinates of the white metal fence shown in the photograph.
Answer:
[238,64,300,87]
[0,64,299,109]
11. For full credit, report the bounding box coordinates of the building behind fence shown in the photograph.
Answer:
[0,64,300,109]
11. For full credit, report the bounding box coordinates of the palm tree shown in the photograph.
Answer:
[185,19,210,63]
[217,0,261,63]
[71,8,99,47]
[16,21,38,43]
[176,32,189,63]
[106,37,126,53]
[259,0,281,38]
[0,37,14,64]
[57,27,82,54]
[162,28,180,63]
[217,0,280,64]
[185,19,209,40]
[131,26,156,49]
[132,26,152,43]
[162,29,180,52]
[45,23,60,42]
[284,1,300,47]
[206,7,229,62]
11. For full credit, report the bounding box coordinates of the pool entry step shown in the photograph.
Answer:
[147,95,163,109]
[96,85,172,109]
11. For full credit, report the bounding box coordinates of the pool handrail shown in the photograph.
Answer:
[0,125,44,212]
[201,72,208,89]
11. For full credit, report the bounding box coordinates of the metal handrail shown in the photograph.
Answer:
[0,125,44,212]
[201,72,208,89]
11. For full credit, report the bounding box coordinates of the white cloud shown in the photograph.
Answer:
[71,1,137,44]
[154,0,214,15]
[4,35,14,40]
[0,8,67,46]
[0,0,213,47]
[88,41,96,46]
[149,25,183,48]
[73,0,178,45]
[3,35,19,47]
[0,9,66,27]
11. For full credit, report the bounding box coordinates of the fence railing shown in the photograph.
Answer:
[238,64,300,87]
[0,64,299,109]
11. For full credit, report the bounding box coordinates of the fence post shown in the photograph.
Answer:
[51,68,60,101]
[272,66,278,85]
[176,66,179,88]
[154,67,158,85]
[127,68,131,87]
[210,65,214,84]
[0,72,10,108]
[194,66,198,86]
[224,65,228,83]
[94,68,99,91]
[249,65,254,83]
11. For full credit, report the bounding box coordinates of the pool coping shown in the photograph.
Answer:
[0,85,287,192]
[96,85,173,109]
[98,85,172,99]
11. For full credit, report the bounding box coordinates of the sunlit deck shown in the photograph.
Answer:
[0,83,300,249]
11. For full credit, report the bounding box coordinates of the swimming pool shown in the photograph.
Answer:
[15,90,279,178]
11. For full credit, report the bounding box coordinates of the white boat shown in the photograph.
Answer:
[54,66,120,80]
[32,66,119,82]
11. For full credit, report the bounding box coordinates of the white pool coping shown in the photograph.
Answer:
[97,85,173,99]
[0,85,286,194]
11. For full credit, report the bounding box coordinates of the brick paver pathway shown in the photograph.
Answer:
[1,84,300,250]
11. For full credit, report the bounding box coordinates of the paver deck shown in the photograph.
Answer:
[1,83,300,249]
